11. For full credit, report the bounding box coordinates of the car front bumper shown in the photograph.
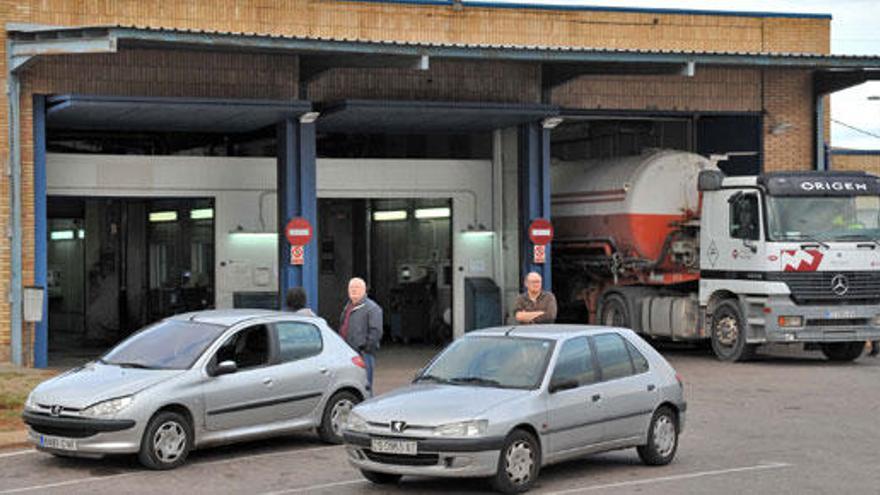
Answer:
[23,410,142,456]
[343,431,503,478]
[761,297,880,343]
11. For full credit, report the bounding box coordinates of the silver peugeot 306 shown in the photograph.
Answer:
[343,325,686,494]
[23,309,369,469]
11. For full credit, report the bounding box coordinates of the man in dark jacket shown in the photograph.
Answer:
[339,277,383,391]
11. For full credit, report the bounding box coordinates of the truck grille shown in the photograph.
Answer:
[768,271,880,305]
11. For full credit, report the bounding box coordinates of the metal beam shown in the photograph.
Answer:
[518,122,552,288]
[6,41,23,365]
[33,95,48,368]
[8,28,117,73]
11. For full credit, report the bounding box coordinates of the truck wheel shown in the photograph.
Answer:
[600,294,630,328]
[710,300,756,362]
[820,342,864,362]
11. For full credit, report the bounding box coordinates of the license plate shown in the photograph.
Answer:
[371,438,417,456]
[37,434,77,451]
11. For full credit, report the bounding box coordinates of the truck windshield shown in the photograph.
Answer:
[766,195,880,242]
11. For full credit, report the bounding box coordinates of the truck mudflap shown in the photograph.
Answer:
[755,295,880,343]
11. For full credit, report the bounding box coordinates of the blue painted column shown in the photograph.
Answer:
[518,122,552,289]
[277,117,318,310]
[33,95,48,368]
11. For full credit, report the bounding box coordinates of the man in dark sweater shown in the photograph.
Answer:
[514,272,557,324]
[338,277,383,391]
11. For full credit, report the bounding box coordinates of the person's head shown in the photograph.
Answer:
[348,277,367,304]
[286,287,307,311]
[524,272,543,297]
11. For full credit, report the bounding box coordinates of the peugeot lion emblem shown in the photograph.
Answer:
[50,405,63,417]
[390,421,407,433]
[831,274,849,296]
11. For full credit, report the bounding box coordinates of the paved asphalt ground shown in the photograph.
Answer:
[2,344,879,495]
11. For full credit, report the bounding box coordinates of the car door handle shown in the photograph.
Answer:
[262,377,274,386]
[647,384,656,392]
[319,367,329,375]
[591,394,601,402]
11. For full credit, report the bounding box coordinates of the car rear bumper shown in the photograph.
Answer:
[343,431,502,478]
[23,410,141,455]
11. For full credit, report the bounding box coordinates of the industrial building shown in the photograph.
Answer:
[2,1,880,366]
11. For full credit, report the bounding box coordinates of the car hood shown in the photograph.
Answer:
[355,384,528,425]
[30,362,181,410]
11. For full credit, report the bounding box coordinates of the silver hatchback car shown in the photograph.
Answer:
[343,325,686,493]
[23,309,369,469]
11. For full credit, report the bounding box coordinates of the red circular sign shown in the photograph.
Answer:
[528,218,554,245]
[285,217,313,245]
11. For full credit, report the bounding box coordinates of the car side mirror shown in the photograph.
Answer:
[549,379,578,394]
[214,360,238,376]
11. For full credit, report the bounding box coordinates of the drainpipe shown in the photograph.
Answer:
[6,42,23,365]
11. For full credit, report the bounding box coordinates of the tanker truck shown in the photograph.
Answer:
[551,149,880,361]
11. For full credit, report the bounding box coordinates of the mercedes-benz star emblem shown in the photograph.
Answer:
[50,405,63,417]
[390,421,407,433]
[831,274,849,296]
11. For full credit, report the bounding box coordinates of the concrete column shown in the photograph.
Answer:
[277,118,318,310]
[518,122,552,290]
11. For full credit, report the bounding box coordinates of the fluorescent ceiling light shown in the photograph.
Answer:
[50,230,75,240]
[149,211,178,223]
[190,208,214,220]
[373,210,408,222]
[462,230,494,237]
[415,207,451,219]
[78,229,85,239]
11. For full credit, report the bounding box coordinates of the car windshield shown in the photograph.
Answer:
[766,195,880,242]
[101,319,227,370]
[417,336,554,390]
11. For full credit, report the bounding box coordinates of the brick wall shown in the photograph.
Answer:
[831,154,880,175]
[763,69,816,171]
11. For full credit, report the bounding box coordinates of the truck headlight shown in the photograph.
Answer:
[345,411,369,433]
[80,396,133,418]
[433,420,488,437]
[777,316,804,328]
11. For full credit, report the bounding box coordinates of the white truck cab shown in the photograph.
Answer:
[698,170,880,361]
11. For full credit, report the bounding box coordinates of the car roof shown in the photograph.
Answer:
[468,324,629,341]
[169,309,321,327]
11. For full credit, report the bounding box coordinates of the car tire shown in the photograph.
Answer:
[820,342,864,362]
[600,293,630,328]
[317,390,361,444]
[491,429,541,494]
[637,406,679,466]
[138,410,193,470]
[710,299,757,362]
[360,469,402,485]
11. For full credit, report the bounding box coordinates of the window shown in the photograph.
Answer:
[593,333,635,381]
[550,337,598,388]
[276,322,323,362]
[213,325,270,370]
[729,193,760,240]
[625,340,650,374]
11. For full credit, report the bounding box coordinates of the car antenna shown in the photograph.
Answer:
[504,326,517,336]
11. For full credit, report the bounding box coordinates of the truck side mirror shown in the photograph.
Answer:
[742,239,758,253]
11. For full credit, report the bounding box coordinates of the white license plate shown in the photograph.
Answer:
[371,438,417,456]
[37,434,77,451]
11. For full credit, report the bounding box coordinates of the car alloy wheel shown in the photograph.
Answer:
[153,420,187,464]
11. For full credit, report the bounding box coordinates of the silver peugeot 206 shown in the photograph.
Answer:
[343,325,686,494]
[23,309,369,469]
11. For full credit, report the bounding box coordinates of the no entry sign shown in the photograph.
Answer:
[528,218,554,246]
[285,217,313,246]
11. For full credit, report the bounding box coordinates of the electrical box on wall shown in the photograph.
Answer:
[23,286,45,323]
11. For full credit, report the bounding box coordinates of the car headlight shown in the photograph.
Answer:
[345,411,369,433]
[24,392,37,411]
[433,420,488,437]
[80,396,134,418]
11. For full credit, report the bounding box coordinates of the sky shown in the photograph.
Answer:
[480,0,880,150]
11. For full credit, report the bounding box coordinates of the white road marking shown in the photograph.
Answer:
[542,462,792,494]
[0,449,37,459]
[0,444,344,494]
[261,479,366,494]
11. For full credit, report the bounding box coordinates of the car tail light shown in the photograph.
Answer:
[675,373,684,388]
[352,356,367,369]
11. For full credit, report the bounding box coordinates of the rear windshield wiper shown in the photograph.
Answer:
[449,376,504,388]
